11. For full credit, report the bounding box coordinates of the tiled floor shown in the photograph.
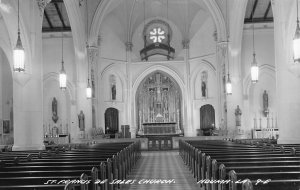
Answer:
[122,151,199,190]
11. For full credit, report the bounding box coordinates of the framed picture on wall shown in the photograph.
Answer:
[3,120,10,134]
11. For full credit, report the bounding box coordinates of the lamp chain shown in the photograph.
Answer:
[86,0,90,85]
[61,2,64,65]
[226,0,230,75]
[297,0,299,23]
[252,0,255,54]
[18,0,20,33]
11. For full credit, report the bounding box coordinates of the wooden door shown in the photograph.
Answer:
[105,108,119,134]
[200,104,215,135]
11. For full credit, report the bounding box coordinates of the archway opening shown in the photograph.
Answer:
[105,108,119,137]
[136,71,183,135]
[200,104,215,136]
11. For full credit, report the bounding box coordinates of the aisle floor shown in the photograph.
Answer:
[122,151,199,190]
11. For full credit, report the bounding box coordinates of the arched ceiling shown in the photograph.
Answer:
[102,0,211,42]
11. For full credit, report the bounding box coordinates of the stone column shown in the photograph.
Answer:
[226,0,248,138]
[273,0,300,144]
[182,39,193,136]
[216,41,228,134]
[125,42,134,137]
[88,45,99,131]
[13,1,45,150]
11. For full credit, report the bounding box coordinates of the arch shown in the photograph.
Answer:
[100,63,126,102]
[200,104,215,135]
[132,65,186,134]
[133,65,185,96]
[243,64,276,96]
[64,1,86,54]
[89,0,227,45]
[43,72,75,101]
[191,60,217,100]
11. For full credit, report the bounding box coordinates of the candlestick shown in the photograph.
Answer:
[259,117,262,129]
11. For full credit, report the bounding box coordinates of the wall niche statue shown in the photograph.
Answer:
[263,90,269,117]
[52,97,59,123]
[234,105,242,126]
[78,110,85,131]
[201,71,208,98]
[110,75,116,100]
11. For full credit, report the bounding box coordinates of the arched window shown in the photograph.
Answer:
[140,20,175,61]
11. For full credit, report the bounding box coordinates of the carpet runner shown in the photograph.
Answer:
[122,151,199,190]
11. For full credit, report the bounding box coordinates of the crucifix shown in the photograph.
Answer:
[148,73,169,121]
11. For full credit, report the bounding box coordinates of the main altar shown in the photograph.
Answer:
[136,72,183,150]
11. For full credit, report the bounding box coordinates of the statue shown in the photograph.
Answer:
[201,81,206,97]
[111,84,116,100]
[201,71,208,97]
[52,97,59,123]
[235,105,242,126]
[78,110,85,131]
[110,75,116,100]
[263,90,269,117]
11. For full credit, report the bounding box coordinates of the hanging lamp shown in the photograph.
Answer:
[13,0,25,72]
[59,2,67,90]
[250,0,259,83]
[86,0,92,99]
[225,0,232,95]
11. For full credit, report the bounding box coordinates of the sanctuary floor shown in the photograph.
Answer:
[122,151,199,190]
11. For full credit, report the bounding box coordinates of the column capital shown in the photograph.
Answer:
[182,39,190,49]
[87,46,99,66]
[125,42,133,52]
[36,0,51,16]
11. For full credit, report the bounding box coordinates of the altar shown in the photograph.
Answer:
[142,122,176,135]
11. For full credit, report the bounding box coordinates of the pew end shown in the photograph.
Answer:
[242,179,253,190]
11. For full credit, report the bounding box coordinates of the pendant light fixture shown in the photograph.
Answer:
[86,0,92,99]
[293,0,300,62]
[13,0,25,72]
[59,2,67,90]
[225,0,232,95]
[250,0,259,83]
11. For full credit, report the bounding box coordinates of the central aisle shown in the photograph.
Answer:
[123,151,199,190]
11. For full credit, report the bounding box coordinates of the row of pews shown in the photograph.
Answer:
[0,141,141,190]
[179,139,300,190]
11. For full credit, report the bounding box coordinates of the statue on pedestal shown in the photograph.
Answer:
[263,90,269,117]
[78,110,85,131]
[52,97,59,123]
[234,105,242,126]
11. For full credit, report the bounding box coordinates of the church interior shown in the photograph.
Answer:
[0,0,299,189]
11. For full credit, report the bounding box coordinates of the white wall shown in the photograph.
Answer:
[42,33,76,140]
[241,24,276,137]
